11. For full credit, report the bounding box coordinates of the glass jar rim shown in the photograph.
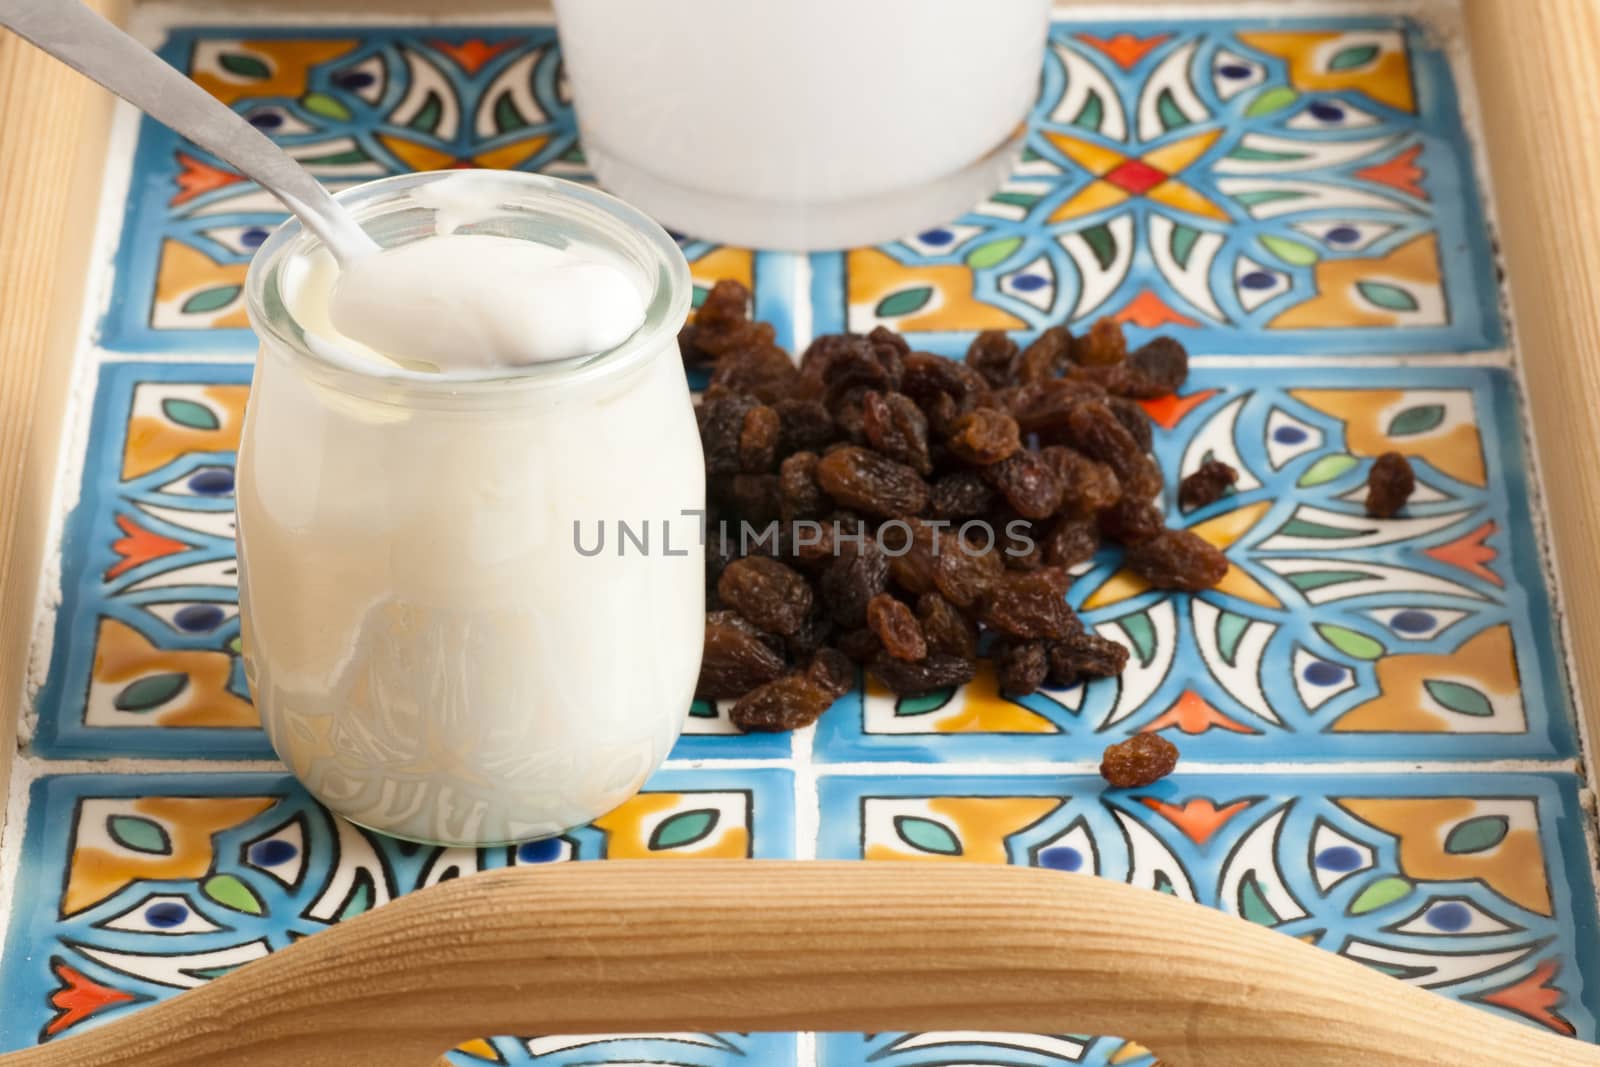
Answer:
[243,170,691,401]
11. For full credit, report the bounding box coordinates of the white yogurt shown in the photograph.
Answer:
[237,172,702,847]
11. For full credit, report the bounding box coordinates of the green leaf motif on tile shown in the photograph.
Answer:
[107,815,172,856]
[990,191,1040,209]
[1216,610,1251,667]
[1261,234,1317,267]
[896,689,953,716]
[1349,876,1412,915]
[1425,679,1496,718]
[1169,223,1200,269]
[691,286,708,310]
[1156,89,1189,131]
[1233,189,1304,208]
[1082,223,1117,270]
[1278,517,1362,540]
[1287,569,1370,593]
[650,808,718,851]
[1245,86,1297,117]
[179,286,242,316]
[409,90,444,133]
[875,287,932,319]
[1237,871,1281,927]
[1357,280,1419,312]
[1445,814,1510,854]
[1073,93,1105,130]
[1316,624,1383,661]
[1153,871,1177,896]
[204,873,264,915]
[339,870,375,919]
[894,815,961,856]
[688,698,716,718]
[1298,454,1359,487]
[1118,612,1156,667]
[1227,145,1306,163]
[218,53,270,79]
[300,92,350,121]
[189,964,243,980]
[1329,44,1380,71]
[1386,404,1446,436]
[494,94,523,133]
[113,672,189,711]
[967,236,1022,270]
[298,148,368,166]
[227,635,243,655]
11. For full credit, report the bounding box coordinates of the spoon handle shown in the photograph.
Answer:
[0,0,376,261]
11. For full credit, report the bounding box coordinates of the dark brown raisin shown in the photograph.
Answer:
[945,409,1022,465]
[1042,516,1101,568]
[783,600,834,660]
[867,593,927,661]
[900,353,993,433]
[1126,336,1189,395]
[965,329,1019,388]
[706,525,739,594]
[1070,317,1127,367]
[683,281,775,364]
[917,592,979,660]
[730,673,836,732]
[698,390,758,476]
[773,398,836,453]
[806,648,855,699]
[1018,325,1073,383]
[882,518,943,596]
[862,391,933,475]
[1124,528,1228,591]
[865,326,909,390]
[997,515,1045,571]
[982,450,1065,520]
[1178,460,1238,511]
[867,652,978,695]
[696,615,787,699]
[980,569,1078,639]
[1100,733,1179,788]
[1098,496,1166,545]
[710,343,802,404]
[726,473,782,527]
[779,452,827,522]
[1046,630,1125,687]
[1366,452,1415,518]
[1064,402,1155,497]
[739,405,781,472]
[993,639,1050,697]
[819,538,890,629]
[815,446,929,518]
[1108,396,1154,453]
[1008,378,1106,439]
[1039,446,1122,517]
[929,470,996,519]
[717,557,814,635]
[836,627,883,662]
[932,540,1005,608]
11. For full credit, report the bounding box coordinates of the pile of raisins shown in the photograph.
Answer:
[684,279,1225,754]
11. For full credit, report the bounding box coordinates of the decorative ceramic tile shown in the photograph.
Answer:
[815,364,1575,762]
[104,28,800,352]
[29,361,791,760]
[808,18,1501,355]
[441,1034,796,1066]
[814,771,1600,1061]
[0,767,796,1057]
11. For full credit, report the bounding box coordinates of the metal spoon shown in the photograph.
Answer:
[0,0,377,262]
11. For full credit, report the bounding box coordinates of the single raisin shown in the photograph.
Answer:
[1008,378,1106,439]
[718,556,814,635]
[868,651,977,695]
[980,569,1078,639]
[917,592,979,660]
[1100,733,1179,788]
[1099,496,1166,545]
[710,343,802,403]
[966,329,1019,388]
[993,639,1050,697]
[865,326,909,390]
[882,518,944,596]
[1040,446,1122,517]
[1070,317,1127,367]
[997,515,1045,571]
[739,405,781,472]
[1366,452,1415,518]
[816,446,930,518]
[1018,325,1073,383]
[1064,402,1154,497]
[929,470,996,519]
[1043,516,1101,568]
[698,390,758,475]
[820,538,890,628]
[862,390,933,474]
[784,600,835,660]
[725,473,782,526]
[806,648,855,699]
[900,353,993,433]
[867,593,928,661]
[945,409,1022,465]
[982,450,1065,520]
[1125,336,1189,395]
[730,674,836,732]
[836,627,883,663]
[773,398,836,453]
[1124,528,1228,591]
[1046,630,1125,687]
[779,452,827,521]
[1108,396,1154,453]
[932,538,1005,608]
[1178,460,1238,511]
[696,615,787,699]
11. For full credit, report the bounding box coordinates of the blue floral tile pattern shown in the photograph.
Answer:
[808,18,1502,355]
[104,28,799,352]
[814,365,1574,762]
[0,768,796,1057]
[29,361,790,761]
[814,771,1600,1062]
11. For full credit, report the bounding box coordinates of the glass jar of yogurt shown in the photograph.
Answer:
[239,171,703,847]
